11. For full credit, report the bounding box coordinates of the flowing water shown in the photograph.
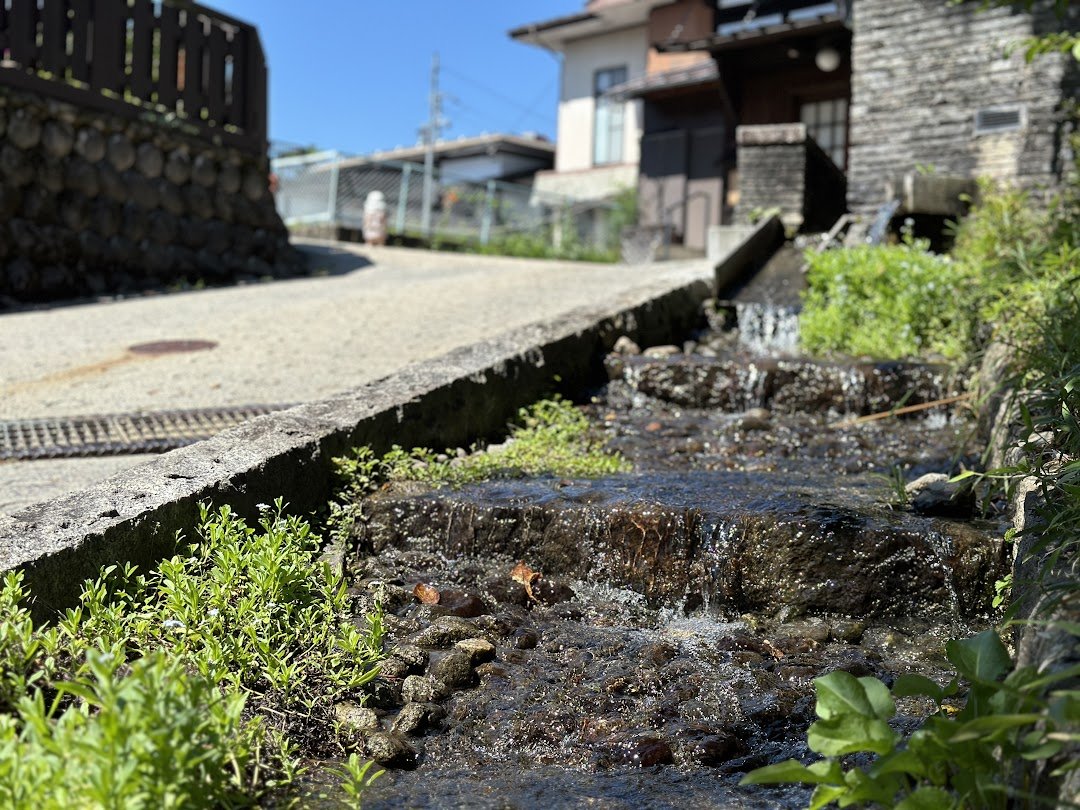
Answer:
[333,294,1002,809]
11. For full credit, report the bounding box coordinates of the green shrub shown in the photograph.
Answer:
[800,240,972,360]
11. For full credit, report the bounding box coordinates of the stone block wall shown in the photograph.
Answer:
[0,85,303,305]
[849,0,1079,215]
[735,123,847,232]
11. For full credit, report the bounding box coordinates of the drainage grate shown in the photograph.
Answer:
[0,405,293,461]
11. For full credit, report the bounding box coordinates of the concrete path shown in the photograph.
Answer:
[0,241,711,513]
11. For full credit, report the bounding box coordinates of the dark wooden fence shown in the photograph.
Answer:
[0,0,267,153]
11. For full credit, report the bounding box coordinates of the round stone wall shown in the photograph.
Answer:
[0,86,304,305]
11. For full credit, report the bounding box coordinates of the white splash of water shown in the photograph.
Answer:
[736,302,800,356]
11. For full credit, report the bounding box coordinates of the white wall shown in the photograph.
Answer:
[556,25,647,173]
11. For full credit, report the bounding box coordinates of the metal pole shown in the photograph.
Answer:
[327,161,340,226]
[420,52,442,238]
[396,164,412,233]
[480,180,496,245]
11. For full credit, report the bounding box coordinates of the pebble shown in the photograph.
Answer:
[455,637,496,665]
[429,648,476,688]
[365,732,419,769]
[392,702,446,736]
[613,335,641,355]
[409,615,484,648]
[334,702,381,734]
[401,675,450,704]
[643,344,682,358]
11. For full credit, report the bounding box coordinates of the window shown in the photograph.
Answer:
[800,98,848,169]
[594,66,627,166]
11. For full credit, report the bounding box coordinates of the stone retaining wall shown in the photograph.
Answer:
[0,84,303,305]
[848,0,1080,215]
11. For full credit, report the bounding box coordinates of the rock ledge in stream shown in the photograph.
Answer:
[354,473,1004,621]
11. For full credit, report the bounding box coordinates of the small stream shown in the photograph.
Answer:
[336,298,1004,809]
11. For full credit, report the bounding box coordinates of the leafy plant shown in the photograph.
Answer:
[743,630,1080,808]
[0,500,385,807]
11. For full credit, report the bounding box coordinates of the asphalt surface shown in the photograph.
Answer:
[0,241,711,513]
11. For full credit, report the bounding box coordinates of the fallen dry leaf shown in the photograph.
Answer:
[413,583,441,605]
[645,421,663,432]
[510,561,542,603]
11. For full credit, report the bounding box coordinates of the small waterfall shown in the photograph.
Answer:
[735,302,800,356]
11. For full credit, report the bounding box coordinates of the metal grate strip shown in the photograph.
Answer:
[0,405,294,460]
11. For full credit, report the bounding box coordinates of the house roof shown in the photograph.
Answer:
[658,10,846,54]
[605,60,720,101]
[509,0,670,51]
[333,134,555,171]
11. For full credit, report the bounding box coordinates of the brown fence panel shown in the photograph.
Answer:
[41,0,70,77]
[182,9,207,118]
[90,0,126,93]
[206,25,227,123]
[130,0,156,100]
[0,0,267,153]
[70,0,93,84]
[157,3,182,108]
[8,0,39,68]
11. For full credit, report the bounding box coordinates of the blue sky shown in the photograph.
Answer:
[210,1,582,155]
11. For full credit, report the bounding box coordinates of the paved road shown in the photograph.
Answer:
[0,241,710,513]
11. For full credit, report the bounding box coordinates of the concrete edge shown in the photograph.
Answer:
[0,269,712,622]
[713,214,786,297]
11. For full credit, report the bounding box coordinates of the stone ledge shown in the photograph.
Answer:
[0,268,712,622]
[736,123,807,146]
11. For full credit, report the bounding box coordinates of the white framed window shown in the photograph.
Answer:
[594,66,627,166]
[800,97,848,169]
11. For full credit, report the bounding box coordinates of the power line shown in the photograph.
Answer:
[443,64,555,127]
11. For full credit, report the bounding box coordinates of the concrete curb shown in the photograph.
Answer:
[0,271,711,621]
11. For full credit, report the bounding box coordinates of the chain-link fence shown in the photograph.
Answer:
[270,147,631,260]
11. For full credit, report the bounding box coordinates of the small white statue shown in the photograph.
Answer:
[363,190,388,246]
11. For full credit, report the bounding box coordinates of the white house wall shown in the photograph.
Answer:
[557,25,647,173]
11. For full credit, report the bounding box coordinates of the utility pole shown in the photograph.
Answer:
[419,52,448,238]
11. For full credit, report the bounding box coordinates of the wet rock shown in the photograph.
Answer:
[682,732,746,766]
[531,578,576,606]
[334,702,381,734]
[613,335,641,355]
[640,642,678,667]
[475,662,510,679]
[831,620,866,644]
[643,345,682,359]
[433,589,488,618]
[613,735,674,767]
[482,575,530,607]
[366,678,402,709]
[409,616,483,648]
[738,408,772,432]
[455,637,496,665]
[400,675,449,704]
[906,473,975,518]
[513,628,539,649]
[429,648,476,688]
[392,702,446,736]
[366,732,419,769]
[389,644,429,673]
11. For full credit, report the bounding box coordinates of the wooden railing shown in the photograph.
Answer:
[0,0,267,153]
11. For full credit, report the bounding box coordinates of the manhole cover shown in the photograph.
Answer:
[0,404,292,460]
[128,339,218,355]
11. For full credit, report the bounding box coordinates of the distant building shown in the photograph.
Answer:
[335,133,555,186]
[512,0,1079,249]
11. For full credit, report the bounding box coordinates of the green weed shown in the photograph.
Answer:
[0,500,384,807]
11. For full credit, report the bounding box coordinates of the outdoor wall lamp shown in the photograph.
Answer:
[815,45,841,72]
